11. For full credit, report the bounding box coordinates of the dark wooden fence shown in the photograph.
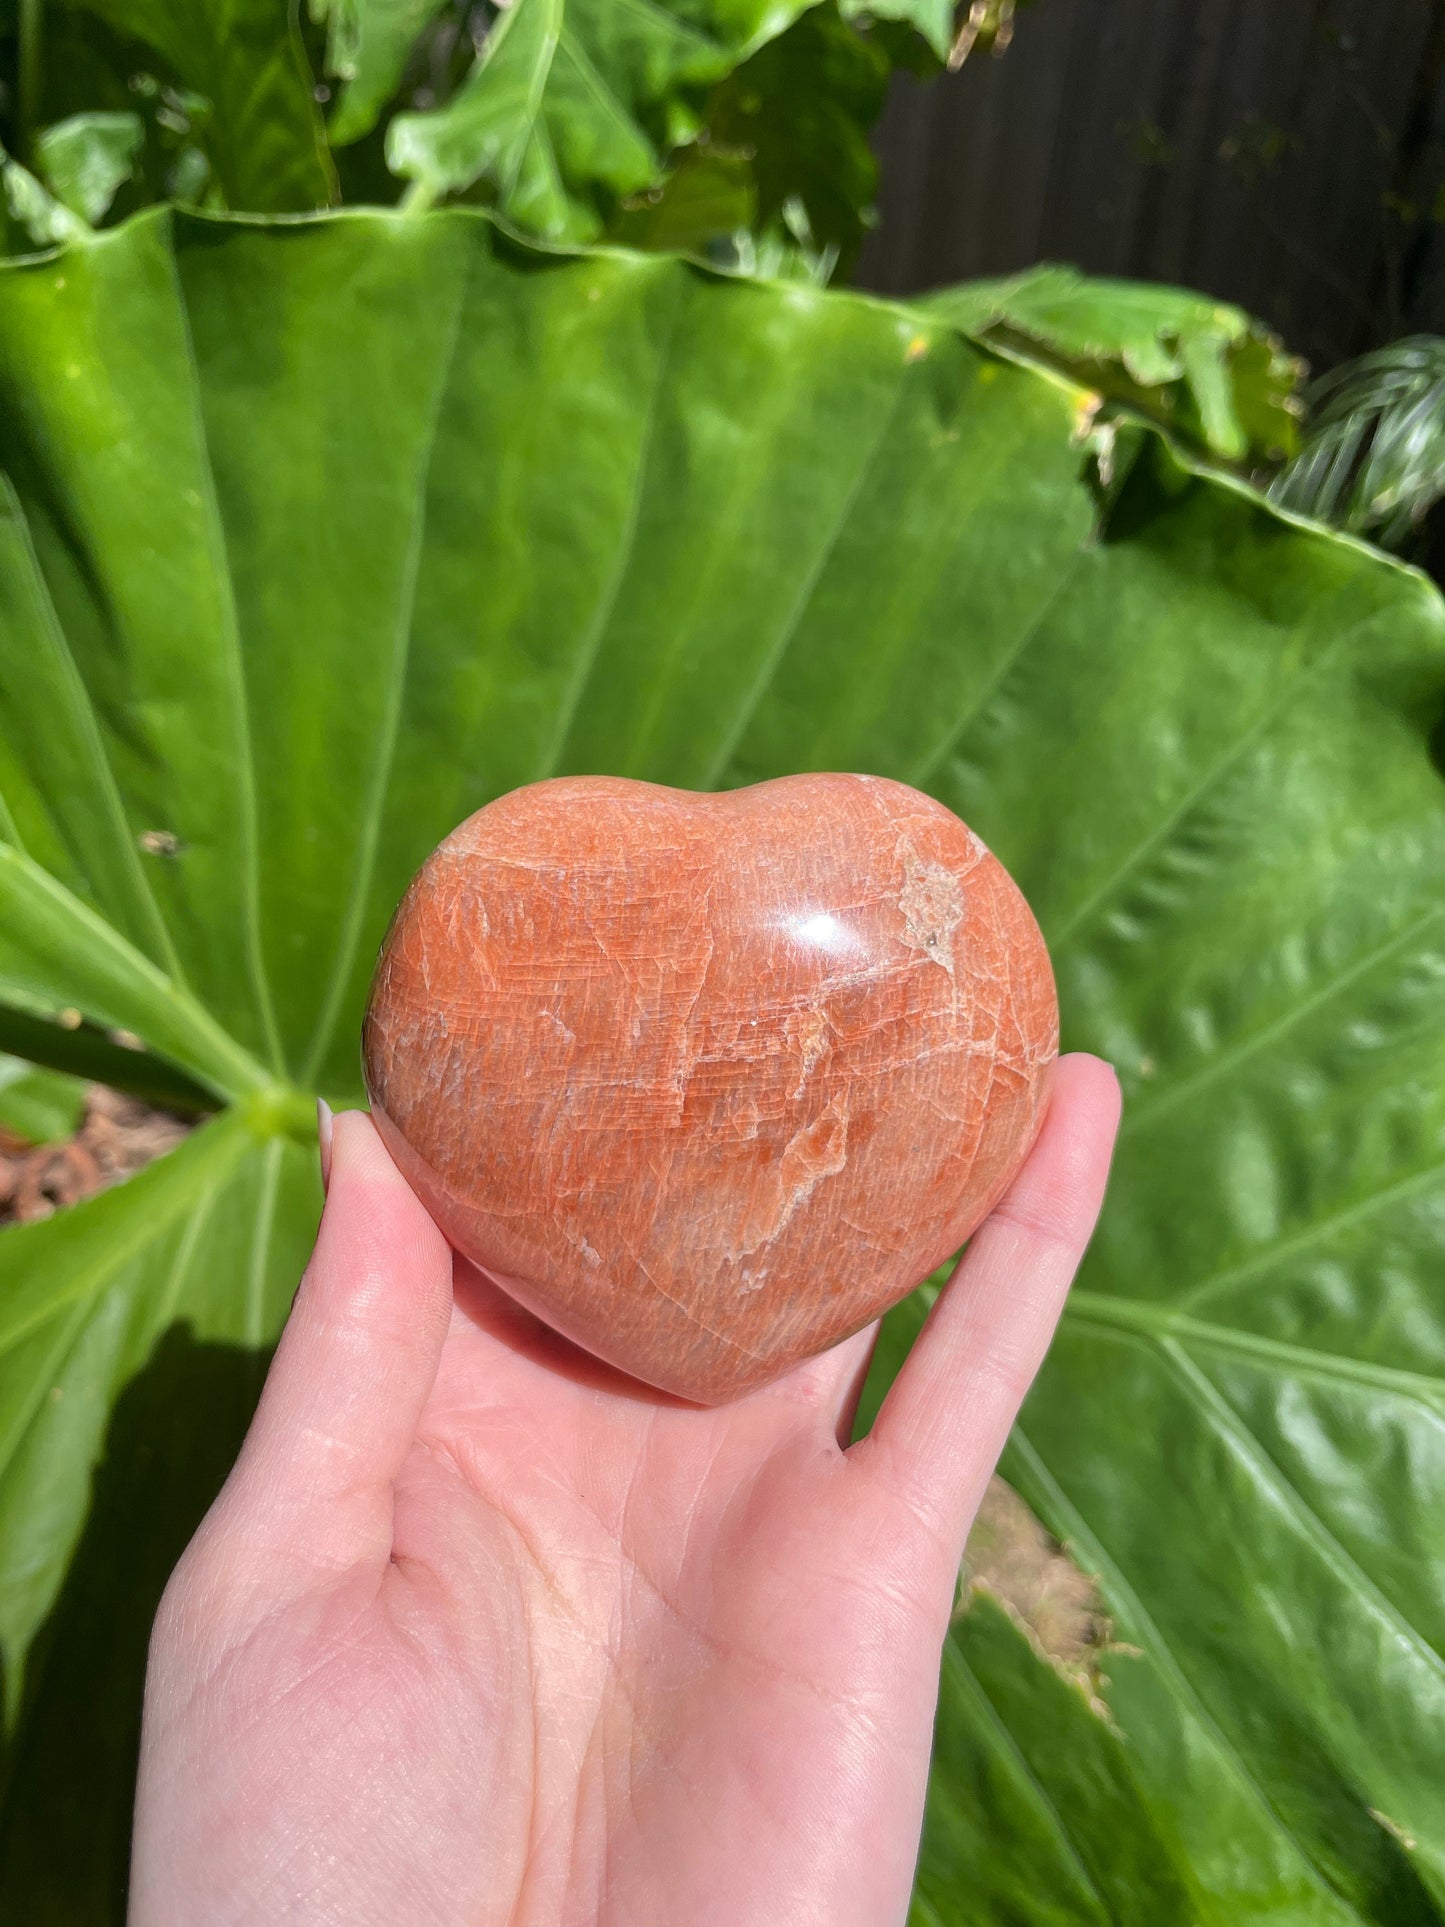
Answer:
[857,0,1445,374]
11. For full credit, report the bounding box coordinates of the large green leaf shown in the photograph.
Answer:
[915,1590,1206,1926]
[0,208,1441,1921]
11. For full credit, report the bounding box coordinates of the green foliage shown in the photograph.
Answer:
[0,1054,86,1142]
[49,0,337,211]
[0,144,87,247]
[930,263,1306,468]
[0,208,1442,1921]
[0,111,146,251]
[916,1592,1207,1924]
[2,0,951,267]
[34,112,143,224]
[385,0,823,238]
[312,0,454,146]
[703,3,890,276]
[1270,336,1445,553]
[606,143,757,261]
[610,3,892,280]
[841,0,953,62]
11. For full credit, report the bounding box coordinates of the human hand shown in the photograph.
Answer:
[131,1054,1119,1927]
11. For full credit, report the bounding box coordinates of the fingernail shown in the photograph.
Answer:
[317,1097,334,1194]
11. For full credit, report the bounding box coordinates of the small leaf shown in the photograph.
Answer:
[601,3,894,281]
[838,0,953,62]
[699,2,889,278]
[608,146,756,257]
[35,112,144,226]
[313,0,455,146]
[0,149,88,248]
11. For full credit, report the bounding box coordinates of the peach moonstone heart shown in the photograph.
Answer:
[362,773,1057,1405]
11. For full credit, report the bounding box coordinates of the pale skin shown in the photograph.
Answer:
[131,1054,1120,1927]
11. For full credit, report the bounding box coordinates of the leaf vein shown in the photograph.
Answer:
[535,268,687,780]
[246,1137,286,1349]
[1158,1338,1445,1679]
[906,552,1087,793]
[1172,1154,1445,1317]
[300,241,473,1085]
[1064,1292,1445,1410]
[555,29,657,151]
[700,370,912,789]
[0,476,186,986]
[1008,1428,1373,1926]
[504,0,563,207]
[1048,600,1370,952]
[0,1116,248,1360]
[947,1640,1115,1924]
[1120,902,1445,1138]
[164,215,285,1073]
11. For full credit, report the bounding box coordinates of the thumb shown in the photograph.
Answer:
[217,1106,454,1578]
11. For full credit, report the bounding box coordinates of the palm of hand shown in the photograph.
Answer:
[133,1066,1116,1927]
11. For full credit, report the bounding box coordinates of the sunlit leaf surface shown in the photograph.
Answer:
[0,208,1441,1921]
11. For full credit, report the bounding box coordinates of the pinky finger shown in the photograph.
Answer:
[853,1053,1120,1564]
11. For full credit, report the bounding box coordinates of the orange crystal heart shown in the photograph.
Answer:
[362,774,1058,1404]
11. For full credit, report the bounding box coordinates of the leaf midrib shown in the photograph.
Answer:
[1064,1291,1445,1408]
[1062,1303,1445,1689]
[164,209,286,1076]
[0,846,274,1102]
[503,0,563,207]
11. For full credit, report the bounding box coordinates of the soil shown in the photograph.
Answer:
[0,1083,196,1225]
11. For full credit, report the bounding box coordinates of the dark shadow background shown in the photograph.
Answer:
[856,0,1445,376]
[0,1330,270,1922]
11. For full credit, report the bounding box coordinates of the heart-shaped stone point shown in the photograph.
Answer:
[363,774,1058,1405]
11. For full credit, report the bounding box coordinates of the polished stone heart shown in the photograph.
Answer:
[362,773,1057,1404]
